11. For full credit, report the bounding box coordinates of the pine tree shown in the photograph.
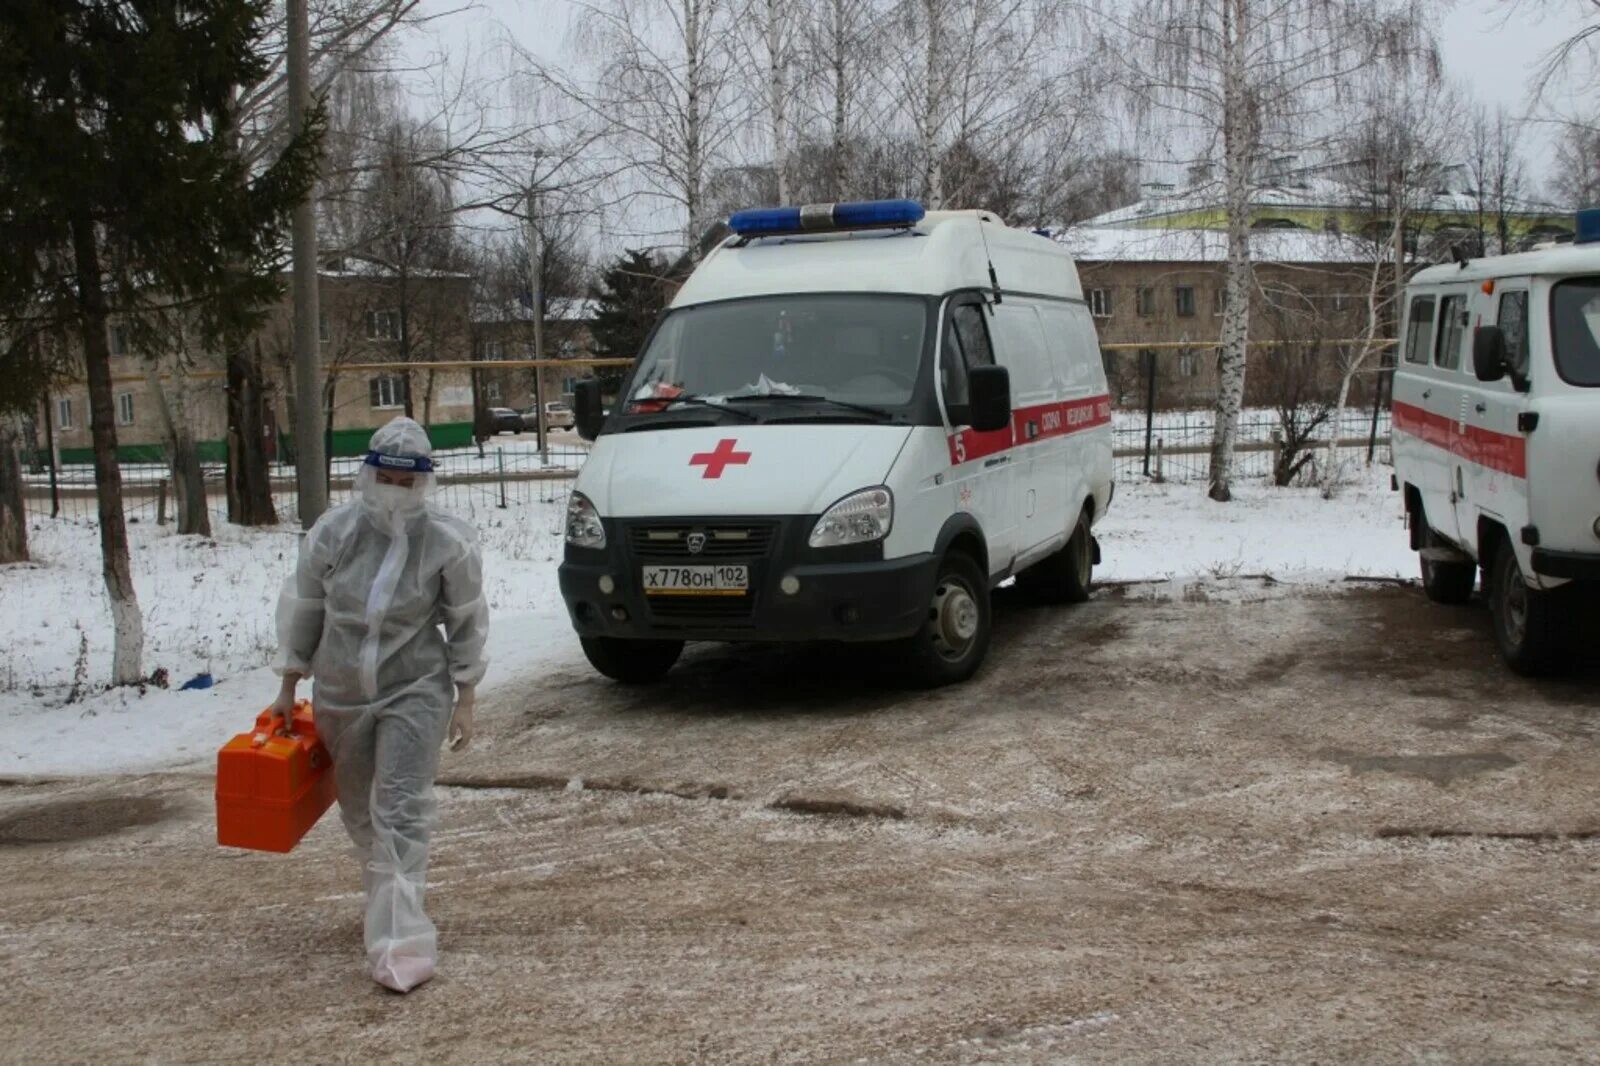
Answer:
[0,0,320,684]
[588,249,668,394]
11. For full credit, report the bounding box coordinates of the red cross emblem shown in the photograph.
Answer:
[689,438,752,479]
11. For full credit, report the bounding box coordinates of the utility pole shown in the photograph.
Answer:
[528,177,549,463]
[289,0,327,526]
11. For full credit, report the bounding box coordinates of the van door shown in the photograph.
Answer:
[940,297,1017,577]
[988,300,1060,563]
[1392,292,1457,542]
[1431,291,1473,544]
[1038,301,1102,540]
[1454,282,1532,549]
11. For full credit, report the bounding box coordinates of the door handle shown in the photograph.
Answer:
[1474,402,1487,413]
[984,455,1010,468]
[1421,389,1432,400]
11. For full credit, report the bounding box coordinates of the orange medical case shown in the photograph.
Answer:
[216,699,337,853]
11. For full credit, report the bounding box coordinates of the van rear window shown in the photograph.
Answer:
[1552,278,1600,387]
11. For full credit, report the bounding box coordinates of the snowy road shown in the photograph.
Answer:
[3,584,1598,1062]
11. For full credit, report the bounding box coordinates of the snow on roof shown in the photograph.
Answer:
[470,296,599,325]
[1061,226,1381,265]
[1081,168,1566,230]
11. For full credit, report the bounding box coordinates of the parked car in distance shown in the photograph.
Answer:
[519,402,578,431]
[488,407,523,434]
[544,401,576,430]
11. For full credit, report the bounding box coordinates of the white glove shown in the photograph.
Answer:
[448,685,476,751]
[270,674,300,732]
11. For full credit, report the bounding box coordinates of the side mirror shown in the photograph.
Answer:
[967,365,1012,433]
[573,379,605,441]
[1473,326,1507,383]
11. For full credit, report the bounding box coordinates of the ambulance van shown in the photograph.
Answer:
[559,200,1114,686]
[1393,210,1600,674]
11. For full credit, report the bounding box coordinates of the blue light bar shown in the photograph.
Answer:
[1576,208,1600,245]
[727,199,926,237]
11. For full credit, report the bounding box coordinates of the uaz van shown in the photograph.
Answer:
[1393,210,1600,674]
[559,200,1113,686]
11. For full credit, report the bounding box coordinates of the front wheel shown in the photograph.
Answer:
[580,637,684,684]
[1488,545,1567,676]
[894,551,992,688]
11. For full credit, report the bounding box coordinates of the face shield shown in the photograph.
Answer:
[357,418,436,527]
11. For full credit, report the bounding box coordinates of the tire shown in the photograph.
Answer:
[1488,543,1568,676]
[894,551,992,688]
[1418,522,1476,605]
[1018,510,1094,604]
[580,637,684,684]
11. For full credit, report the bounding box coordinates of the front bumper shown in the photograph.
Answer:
[1531,548,1600,582]
[560,515,938,643]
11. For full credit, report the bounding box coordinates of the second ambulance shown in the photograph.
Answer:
[559,200,1113,686]
[1394,209,1600,674]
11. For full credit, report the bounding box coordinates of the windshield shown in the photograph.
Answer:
[624,294,927,416]
[1552,278,1600,387]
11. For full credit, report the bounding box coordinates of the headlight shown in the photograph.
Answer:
[809,487,893,548]
[565,491,606,549]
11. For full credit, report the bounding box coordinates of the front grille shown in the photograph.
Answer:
[647,595,756,626]
[627,523,776,559]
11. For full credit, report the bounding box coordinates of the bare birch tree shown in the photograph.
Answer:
[1465,104,1530,256]
[557,0,753,250]
[1100,0,1436,501]
[1318,70,1454,495]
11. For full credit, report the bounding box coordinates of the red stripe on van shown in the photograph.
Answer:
[948,394,1113,465]
[1391,400,1527,479]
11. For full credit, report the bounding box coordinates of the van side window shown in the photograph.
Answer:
[941,320,970,407]
[952,304,994,369]
[1497,290,1528,373]
[1435,294,1466,371]
[1403,295,1435,365]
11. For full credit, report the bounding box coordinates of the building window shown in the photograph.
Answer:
[561,376,580,393]
[365,310,401,341]
[57,397,74,429]
[369,374,408,409]
[480,339,505,360]
[109,324,129,356]
[116,392,135,426]
[1212,289,1226,316]
[319,313,330,343]
[1088,289,1112,318]
[1174,286,1196,317]
[1330,293,1350,312]
[1178,351,1199,377]
[485,380,502,402]
[1137,287,1156,316]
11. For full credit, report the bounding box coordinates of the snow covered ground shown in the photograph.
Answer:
[0,464,1414,778]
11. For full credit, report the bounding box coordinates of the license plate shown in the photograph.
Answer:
[642,564,749,596]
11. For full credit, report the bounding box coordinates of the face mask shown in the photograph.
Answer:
[362,481,424,525]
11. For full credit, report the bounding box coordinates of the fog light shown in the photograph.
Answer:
[599,574,616,594]
[780,575,800,595]
[610,606,628,622]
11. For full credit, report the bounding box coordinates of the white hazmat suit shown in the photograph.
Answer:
[273,417,489,992]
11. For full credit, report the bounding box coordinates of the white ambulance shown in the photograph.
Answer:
[559,200,1114,686]
[1393,212,1600,674]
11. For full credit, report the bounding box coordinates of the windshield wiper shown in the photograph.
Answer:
[664,394,760,421]
[723,393,896,420]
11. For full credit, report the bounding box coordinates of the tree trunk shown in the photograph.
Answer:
[831,0,848,199]
[767,0,789,203]
[70,208,145,686]
[142,355,212,536]
[683,0,705,247]
[0,417,28,564]
[1208,0,1251,503]
[225,337,279,525]
[920,0,944,209]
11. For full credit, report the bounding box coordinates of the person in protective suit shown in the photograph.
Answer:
[271,417,489,993]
